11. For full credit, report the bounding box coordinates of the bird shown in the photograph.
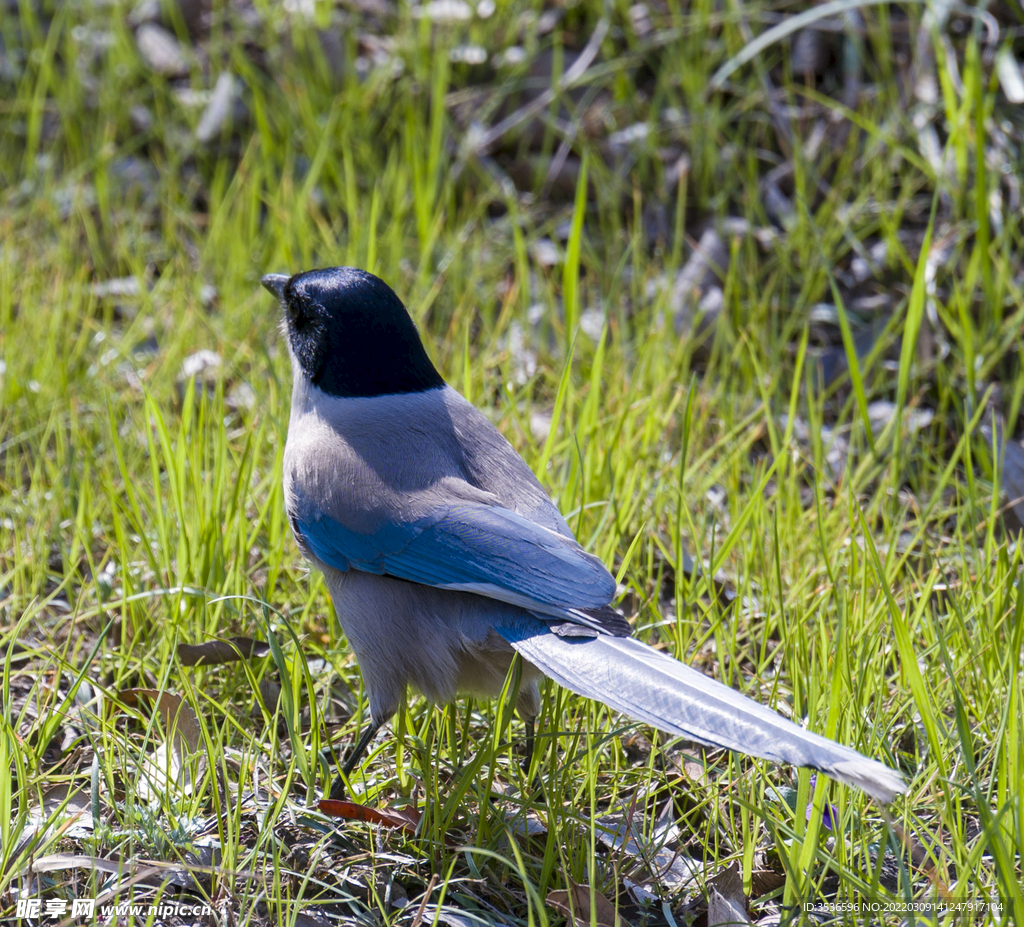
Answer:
[261,266,906,804]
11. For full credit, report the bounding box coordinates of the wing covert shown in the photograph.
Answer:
[294,502,615,612]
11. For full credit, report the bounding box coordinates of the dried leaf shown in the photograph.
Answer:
[179,349,222,382]
[671,228,728,334]
[505,809,547,839]
[118,688,204,797]
[22,853,211,897]
[750,869,786,897]
[707,863,750,926]
[415,905,503,927]
[981,423,1024,533]
[90,276,143,300]
[999,436,1024,532]
[293,913,334,927]
[996,47,1024,104]
[24,853,153,877]
[547,880,631,927]
[177,636,270,666]
[680,757,709,786]
[135,23,189,77]
[250,678,282,721]
[318,800,422,836]
[26,783,95,840]
[195,72,239,144]
[596,808,701,891]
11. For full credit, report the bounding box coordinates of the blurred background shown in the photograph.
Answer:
[3,0,1021,393]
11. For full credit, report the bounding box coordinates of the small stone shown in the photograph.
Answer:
[530,238,559,267]
[173,87,209,108]
[130,104,153,132]
[129,0,161,26]
[629,3,652,38]
[227,382,256,411]
[607,122,649,151]
[136,23,188,77]
[536,10,558,34]
[91,277,142,299]
[579,308,605,341]
[996,46,1024,104]
[413,0,471,22]
[529,410,552,441]
[108,157,159,204]
[449,45,487,65]
[195,72,237,143]
[180,349,221,380]
[494,46,526,68]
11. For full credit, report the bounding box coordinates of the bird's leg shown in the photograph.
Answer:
[520,715,545,799]
[522,716,535,772]
[327,722,381,801]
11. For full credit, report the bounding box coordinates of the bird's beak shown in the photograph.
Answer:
[261,273,290,300]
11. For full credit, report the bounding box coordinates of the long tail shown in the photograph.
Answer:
[498,626,905,802]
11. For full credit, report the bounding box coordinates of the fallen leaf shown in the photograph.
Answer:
[594,810,701,890]
[135,23,189,77]
[999,435,1024,532]
[707,862,750,926]
[981,422,1024,534]
[996,46,1024,103]
[177,636,271,666]
[195,71,239,144]
[415,905,500,927]
[750,868,786,897]
[505,809,547,839]
[547,880,630,927]
[318,800,422,836]
[25,783,95,841]
[680,757,709,786]
[118,689,204,797]
[250,678,282,722]
[671,228,728,334]
[23,853,156,877]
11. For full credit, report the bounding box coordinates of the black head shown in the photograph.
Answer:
[262,267,445,399]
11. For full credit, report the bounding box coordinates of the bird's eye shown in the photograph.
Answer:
[287,301,302,325]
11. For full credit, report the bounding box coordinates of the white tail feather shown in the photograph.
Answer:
[507,630,905,802]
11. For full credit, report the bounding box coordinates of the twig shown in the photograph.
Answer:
[410,873,439,927]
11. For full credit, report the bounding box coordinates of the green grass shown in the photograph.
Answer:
[2,1,1023,924]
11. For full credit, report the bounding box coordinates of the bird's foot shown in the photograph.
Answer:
[327,774,348,802]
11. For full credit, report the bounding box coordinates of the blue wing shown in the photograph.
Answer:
[294,503,615,613]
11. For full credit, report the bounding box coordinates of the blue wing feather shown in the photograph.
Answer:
[294,503,615,611]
